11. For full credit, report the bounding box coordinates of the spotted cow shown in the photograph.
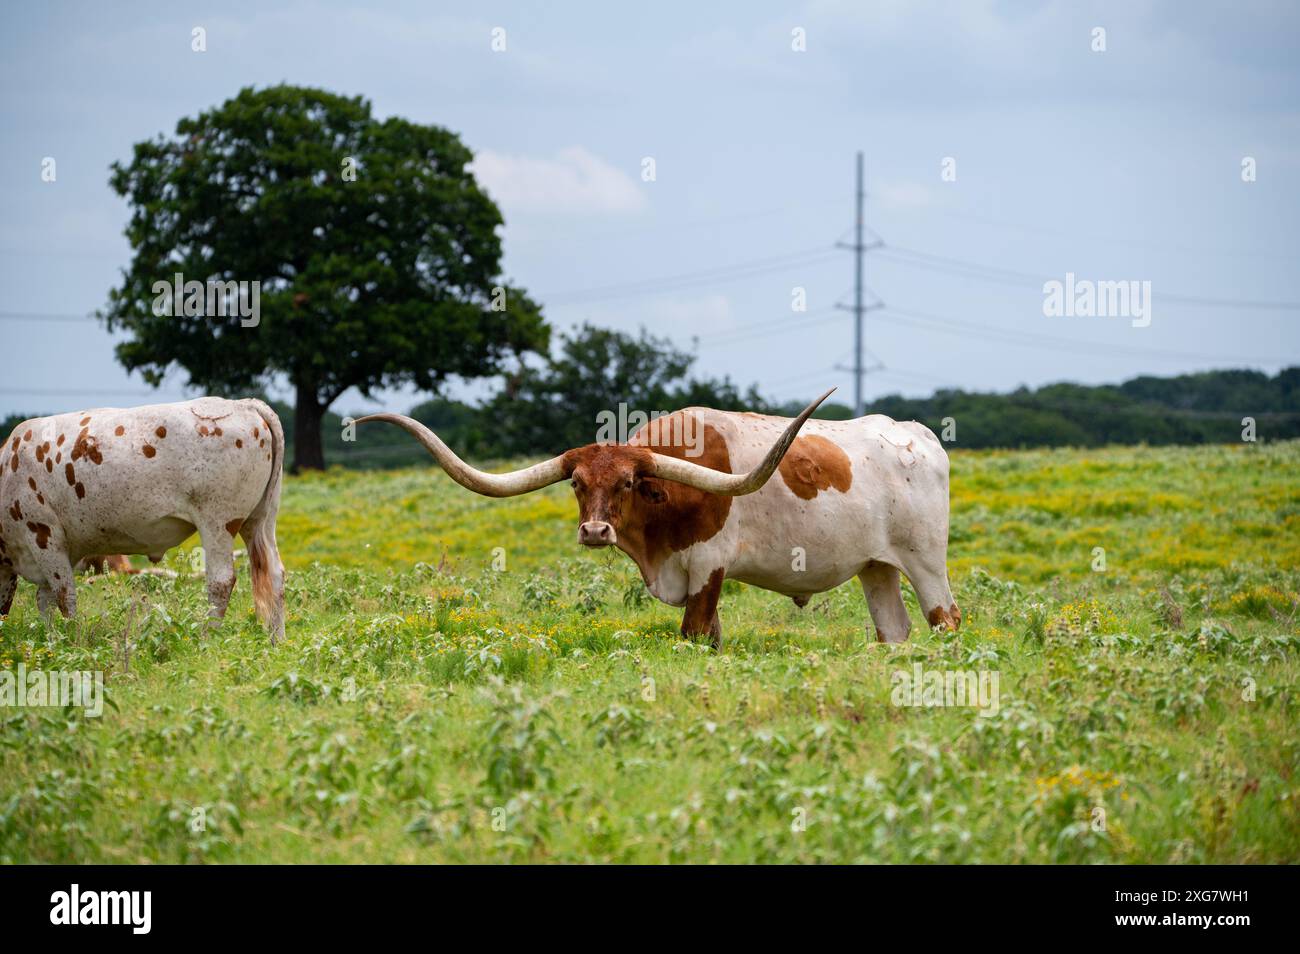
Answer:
[0,397,285,640]
[357,390,958,647]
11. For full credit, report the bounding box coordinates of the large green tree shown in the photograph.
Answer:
[101,84,547,470]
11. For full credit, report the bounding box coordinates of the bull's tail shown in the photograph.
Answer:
[239,399,286,643]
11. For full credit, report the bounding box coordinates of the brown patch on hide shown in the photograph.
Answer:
[71,429,102,465]
[778,434,853,500]
[26,522,51,549]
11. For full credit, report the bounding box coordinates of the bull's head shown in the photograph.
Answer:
[354,389,833,548]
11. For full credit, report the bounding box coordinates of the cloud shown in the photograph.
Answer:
[470,146,648,216]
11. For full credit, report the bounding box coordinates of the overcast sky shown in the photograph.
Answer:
[2,0,1297,419]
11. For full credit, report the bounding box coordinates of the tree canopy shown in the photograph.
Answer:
[100,84,547,469]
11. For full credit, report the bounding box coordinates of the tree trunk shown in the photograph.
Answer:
[293,381,326,472]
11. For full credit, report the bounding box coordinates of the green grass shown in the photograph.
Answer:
[2,441,1298,863]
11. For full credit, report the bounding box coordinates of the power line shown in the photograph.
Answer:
[695,306,831,343]
[870,366,963,389]
[877,245,1300,310]
[541,245,841,305]
[694,307,841,347]
[0,386,172,398]
[0,248,121,260]
[509,195,848,248]
[882,203,1298,264]
[0,310,96,323]
[766,365,839,389]
[880,306,1292,364]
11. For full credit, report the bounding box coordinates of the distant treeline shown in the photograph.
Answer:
[313,358,1300,468]
[4,326,1296,469]
[858,367,1300,449]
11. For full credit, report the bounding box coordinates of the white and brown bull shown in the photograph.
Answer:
[358,390,959,647]
[0,397,285,640]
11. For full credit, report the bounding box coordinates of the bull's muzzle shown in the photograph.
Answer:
[578,521,616,547]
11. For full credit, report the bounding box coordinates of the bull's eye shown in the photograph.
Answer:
[570,480,579,490]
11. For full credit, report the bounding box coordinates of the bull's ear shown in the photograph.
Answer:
[637,478,668,504]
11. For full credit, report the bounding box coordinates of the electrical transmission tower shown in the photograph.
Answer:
[836,150,883,416]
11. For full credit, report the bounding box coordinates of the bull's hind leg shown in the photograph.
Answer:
[196,522,236,632]
[858,561,911,644]
[899,553,961,632]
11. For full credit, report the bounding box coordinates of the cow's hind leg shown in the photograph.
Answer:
[858,561,911,644]
[899,553,961,632]
[196,523,236,632]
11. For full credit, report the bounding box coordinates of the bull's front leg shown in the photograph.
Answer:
[680,567,725,650]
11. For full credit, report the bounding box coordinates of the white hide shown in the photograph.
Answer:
[0,397,285,639]
[631,410,954,642]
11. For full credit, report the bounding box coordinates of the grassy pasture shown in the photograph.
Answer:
[1,440,1298,863]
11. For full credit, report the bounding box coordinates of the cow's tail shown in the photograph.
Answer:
[240,398,286,643]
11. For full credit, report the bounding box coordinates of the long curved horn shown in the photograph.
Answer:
[647,387,835,495]
[353,414,567,497]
